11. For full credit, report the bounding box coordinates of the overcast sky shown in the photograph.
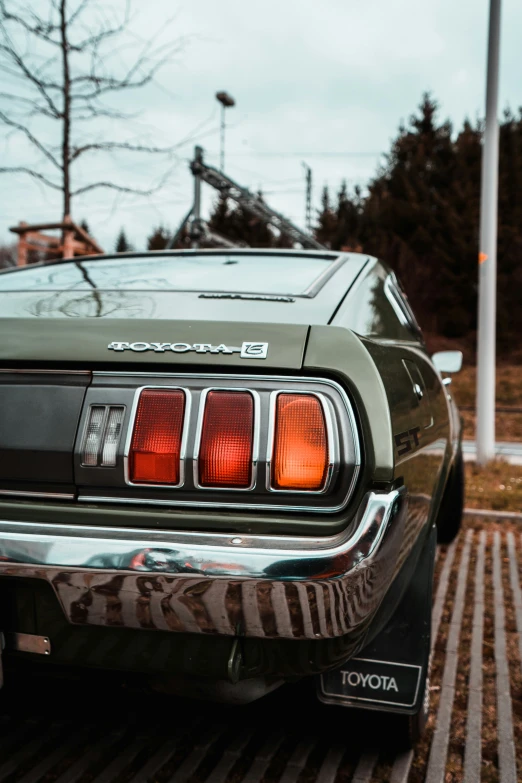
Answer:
[1,0,521,253]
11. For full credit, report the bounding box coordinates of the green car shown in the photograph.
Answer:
[0,249,463,744]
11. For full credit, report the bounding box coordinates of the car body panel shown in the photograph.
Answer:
[0,249,461,694]
[0,318,309,371]
[304,325,394,483]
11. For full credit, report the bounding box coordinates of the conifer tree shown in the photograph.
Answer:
[115,229,132,253]
[310,93,522,346]
[208,194,232,237]
[314,187,338,247]
[332,181,363,251]
[147,226,171,251]
[208,192,274,247]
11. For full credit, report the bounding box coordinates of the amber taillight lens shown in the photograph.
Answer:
[272,393,329,491]
[129,389,186,484]
[198,391,254,488]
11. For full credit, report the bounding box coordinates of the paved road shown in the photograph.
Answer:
[462,439,522,464]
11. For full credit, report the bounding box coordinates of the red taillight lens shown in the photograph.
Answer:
[129,390,186,484]
[272,393,329,491]
[198,391,254,488]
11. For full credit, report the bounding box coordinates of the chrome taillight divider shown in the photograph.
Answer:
[123,386,192,489]
[192,387,261,492]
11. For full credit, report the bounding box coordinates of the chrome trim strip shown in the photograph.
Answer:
[383,274,422,337]
[0,370,90,375]
[78,494,349,513]
[0,489,407,639]
[265,390,338,494]
[0,490,75,500]
[192,388,260,491]
[383,275,410,329]
[0,490,397,554]
[123,386,192,489]
[301,254,345,297]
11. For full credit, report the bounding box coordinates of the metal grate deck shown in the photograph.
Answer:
[0,517,520,782]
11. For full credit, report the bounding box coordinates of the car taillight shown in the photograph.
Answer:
[198,391,254,488]
[271,393,329,491]
[81,405,125,467]
[129,389,186,485]
[82,406,106,466]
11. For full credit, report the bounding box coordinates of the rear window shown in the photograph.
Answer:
[0,253,336,296]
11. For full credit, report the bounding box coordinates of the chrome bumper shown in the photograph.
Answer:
[0,490,407,640]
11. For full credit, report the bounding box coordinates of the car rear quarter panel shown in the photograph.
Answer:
[305,325,450,578]
[304,326,394,484]
[360,338,451,541]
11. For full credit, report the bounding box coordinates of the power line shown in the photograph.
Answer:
[215,151,383,158]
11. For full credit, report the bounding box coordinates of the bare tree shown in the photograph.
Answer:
[0,0,186,220]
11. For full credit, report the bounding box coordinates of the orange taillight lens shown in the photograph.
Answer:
[129,389,186,484]
[198,391,254,488]
[272,393,329,491]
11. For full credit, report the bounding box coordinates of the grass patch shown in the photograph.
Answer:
[461,410,522,442]
[452,364,522,408]
[452,365,522,441]
[465,460,522,512]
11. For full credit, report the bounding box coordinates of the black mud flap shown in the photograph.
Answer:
[317,524,436,716]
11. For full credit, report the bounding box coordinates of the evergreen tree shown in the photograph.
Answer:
[208,193,233,237]
[332,181,364,251]
[208,192,274,247]
[115,228,132,253]
[310,92,522,347]
[273,231,294,248]
[314,187,338,247]
[229,192,274,247]
[147,226,171,250]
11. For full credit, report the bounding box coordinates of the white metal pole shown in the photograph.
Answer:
[476,0,502,465]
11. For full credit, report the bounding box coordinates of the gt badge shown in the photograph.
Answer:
[394,427,421,456]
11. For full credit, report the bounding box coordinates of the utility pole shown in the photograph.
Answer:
[302,163,312,233]
[216,91,235,173]
[476,0,502,465]
[190,145,204,249]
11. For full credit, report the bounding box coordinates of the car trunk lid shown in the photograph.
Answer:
[0,318,309,371]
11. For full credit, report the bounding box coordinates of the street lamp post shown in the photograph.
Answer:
[216,91,235,173]
[476,0,502,465]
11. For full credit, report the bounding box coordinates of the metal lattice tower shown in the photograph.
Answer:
[170,146,325,250]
